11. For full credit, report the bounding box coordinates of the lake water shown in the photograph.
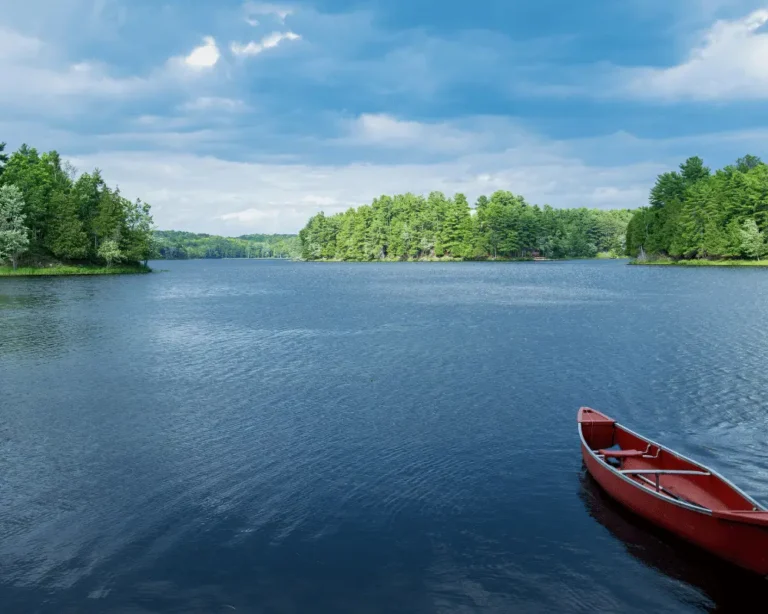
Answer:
[2,260,768,613]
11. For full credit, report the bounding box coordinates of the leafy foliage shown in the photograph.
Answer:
[0,142,8,177]
[154,231,300,259]
[0,142,155,268]
[0,185,30,270]
[627,155,768,261]
[299,191,633,261]
[97,238,123,267]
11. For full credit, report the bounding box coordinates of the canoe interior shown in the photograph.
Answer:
[578,408,761,513]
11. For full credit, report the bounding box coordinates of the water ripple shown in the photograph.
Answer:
[2,260,768,613]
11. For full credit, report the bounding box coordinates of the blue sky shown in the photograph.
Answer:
[1,0,767,233]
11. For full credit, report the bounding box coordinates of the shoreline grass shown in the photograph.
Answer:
[0,264,152,277]
[629,259,768,267]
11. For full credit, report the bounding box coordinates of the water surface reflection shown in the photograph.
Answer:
[579,470,768,612]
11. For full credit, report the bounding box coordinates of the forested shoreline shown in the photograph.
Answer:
[299,191,632,261]
[0,141,154,272]
[154,231,300,260]
[6,136,765,271]
[626,155,768,262]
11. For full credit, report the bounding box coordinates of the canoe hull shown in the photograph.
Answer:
[579,411,768,576]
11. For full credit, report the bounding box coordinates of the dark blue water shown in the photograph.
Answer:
[2,260,768,613]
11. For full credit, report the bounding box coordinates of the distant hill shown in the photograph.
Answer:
[154,230,300,260]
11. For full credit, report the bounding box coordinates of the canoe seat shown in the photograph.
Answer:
[598,449,645,458]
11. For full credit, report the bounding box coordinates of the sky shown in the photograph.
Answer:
[1,0,768,234]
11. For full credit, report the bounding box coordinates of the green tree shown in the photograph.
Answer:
[679,156,711,186]
[300,191,635,261]
[0,142,155,269]
[627,154,768,261]
[0,185,30,270]
[740,219,765,260]
[47,190,89,259]
[122,198,155,265]
[0,142,8,178]
[736,155,762,173]
[441,193,473,257]
[98,238,123,267]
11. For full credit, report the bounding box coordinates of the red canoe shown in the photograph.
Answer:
[578,407,768,576]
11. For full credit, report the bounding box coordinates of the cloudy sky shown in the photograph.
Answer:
[1,0,767,234]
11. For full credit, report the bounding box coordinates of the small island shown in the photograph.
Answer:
[0,142,154,277]
[298,191,632,261]
[626,155,768,266]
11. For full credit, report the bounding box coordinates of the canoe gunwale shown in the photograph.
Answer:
[619,422,767,513]
[578,421,767,515]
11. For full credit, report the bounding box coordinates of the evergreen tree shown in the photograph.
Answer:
[0,142,8,178]
[626,155,768,261]
[47,190,89,259]
[299,190,632,261]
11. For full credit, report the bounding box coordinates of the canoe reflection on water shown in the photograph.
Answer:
[578,469,768,612]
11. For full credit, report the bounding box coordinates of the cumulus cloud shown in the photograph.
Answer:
[622,9,768,100]
[65,135,662,235]
[231,31,301,57]
[181,36,221,69]
[0,25,228,116]
[59,111,768,235]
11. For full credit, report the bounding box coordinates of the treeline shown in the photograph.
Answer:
[627,155,768,260]
[299,191,632,261]
[154,230,300,259]
[0,141,153,269]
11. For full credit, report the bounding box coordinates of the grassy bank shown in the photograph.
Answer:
[629,259,768,267]
[0,264,152,277]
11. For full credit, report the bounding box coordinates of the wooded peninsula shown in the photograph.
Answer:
[626,156,768,263]
[0,142,154,274]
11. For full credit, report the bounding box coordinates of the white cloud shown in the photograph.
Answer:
[0,26,147,110]
[0,61,148,112]
[244,2,294,23]
[182,36,220,69]
[65,147,659,235]
[346,114,498,153]
[179,97,249,112]
[0,27,42,60]
[302,195,339,205]
[231,31,301,57]
[623,9,768,100]
[0,25,229,115]
[59,112,768,235]
[221,208,283,223]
